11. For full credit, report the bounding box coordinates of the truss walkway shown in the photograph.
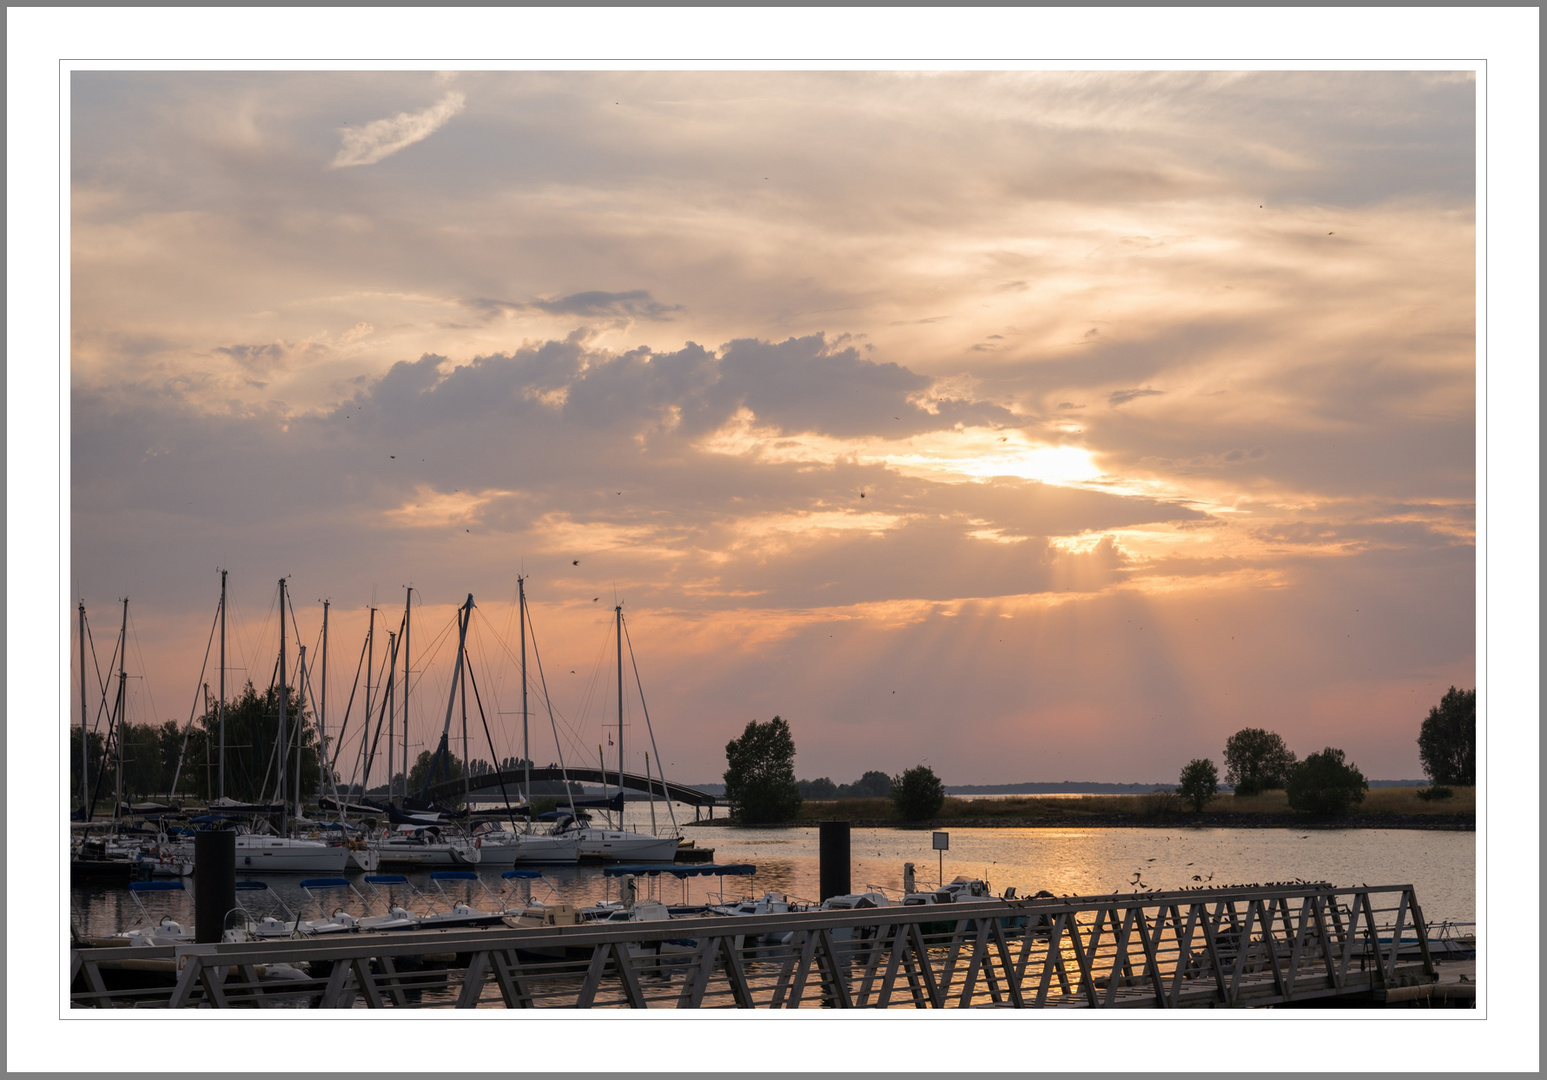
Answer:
[71,882,1444,1009]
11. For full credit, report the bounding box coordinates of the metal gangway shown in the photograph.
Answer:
[70,882,1441,1009]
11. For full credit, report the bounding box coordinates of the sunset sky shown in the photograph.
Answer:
[66,68,1482,786]
[13,5,1539,1072]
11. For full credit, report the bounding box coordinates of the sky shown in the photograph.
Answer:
[66,68,1481,787]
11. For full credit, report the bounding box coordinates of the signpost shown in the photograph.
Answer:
[932,830,949,887]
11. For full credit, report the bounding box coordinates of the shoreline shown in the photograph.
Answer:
[686,813,1476,831]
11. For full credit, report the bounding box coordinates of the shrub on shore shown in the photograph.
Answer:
[1286,747,1368,816]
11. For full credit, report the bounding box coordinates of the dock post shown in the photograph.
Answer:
[818,821,851,901]
[193,830,235,943]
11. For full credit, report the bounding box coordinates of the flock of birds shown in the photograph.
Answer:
[1102,873,1337,897]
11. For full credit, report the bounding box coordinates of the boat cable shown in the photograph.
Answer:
[621,614,679,836]
[463,649,525,827]
[285,589,340,811]
[329,621,373,806]
[521,599,581,821]
[357,618,404,800]
[166,593,222,799]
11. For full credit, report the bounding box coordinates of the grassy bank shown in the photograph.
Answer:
[760,786,1476,828]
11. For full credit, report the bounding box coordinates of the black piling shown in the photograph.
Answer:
[818,820,851,901]
[193,830,235,943]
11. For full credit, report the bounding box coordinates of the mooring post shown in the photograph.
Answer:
[193,829,236,943]
[818,820,851,901]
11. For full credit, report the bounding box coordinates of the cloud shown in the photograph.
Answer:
[464,290,683,324]
[214,341,288,373]
[331,91,466,168]
[1108,387,1165,407]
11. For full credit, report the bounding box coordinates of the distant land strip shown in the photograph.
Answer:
[685,780,1430,798]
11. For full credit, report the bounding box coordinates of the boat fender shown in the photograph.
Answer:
[474,837,481,849]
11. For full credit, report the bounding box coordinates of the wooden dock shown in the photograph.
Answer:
[70,881,1465,1009]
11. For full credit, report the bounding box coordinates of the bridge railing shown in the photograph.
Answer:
[71,882,1436,1009]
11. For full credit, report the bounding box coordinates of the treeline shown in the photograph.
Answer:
[1175,686,1475,816]
[71,682,323,807]
[362,754,581,801]
[795,770,892,800]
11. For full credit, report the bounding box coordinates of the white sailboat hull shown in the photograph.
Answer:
[573,829,679,862]
[474,833,581,866]
[367,840,482,868]
[231,837,350,874]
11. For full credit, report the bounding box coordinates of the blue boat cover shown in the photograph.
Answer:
[430,870,478,880]
[364,874,409,885]
[501,869,543,879]
[234,881,271,891]
[299,878,352,889]
[129,880,186,891]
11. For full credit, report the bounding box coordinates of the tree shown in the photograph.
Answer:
[1417,686,1475,786]
[69,726,107,808]
[1286,747,1368,816]
[408,748,466,804]
[1223,728,1297,795]
[839,770,893,799]
[1178,758,1219,812]
[891,765,945,821]
[723,716,802,824]
[798,777,839,800]
[195,682,325,804]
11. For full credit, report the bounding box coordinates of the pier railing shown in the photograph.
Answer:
[70,882,1437,1009]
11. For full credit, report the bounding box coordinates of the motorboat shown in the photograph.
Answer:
[771,891,892,947]
[417,870,507,929]
[225,880,302,939]
[121,881,195,947]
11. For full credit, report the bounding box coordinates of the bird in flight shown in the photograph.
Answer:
[572,560,580,566]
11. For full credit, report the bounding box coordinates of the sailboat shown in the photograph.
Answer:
[365,593,481,868]
[193,576,348,873]
[473,577,581,866]
[551,602,680,862]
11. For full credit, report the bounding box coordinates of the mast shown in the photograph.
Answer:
[319,600,330,803]
[386,631,396,804]
[460,630,470,809]
[616,603,624,829]
[218,570,227,802]
[278,577,288,835]
[115,597,127,822]
[203,684,212,800]
[362,607,376,799]
[645,750,657,836]
[520,576,530,832]
[296,644,306,818]
[425,595,473,803]
[365,605,376,797]
[403,587,411,807]
[78,601,87,813]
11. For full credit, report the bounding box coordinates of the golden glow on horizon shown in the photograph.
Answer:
[698,413,1106,490]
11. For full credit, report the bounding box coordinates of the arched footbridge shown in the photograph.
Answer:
[423,766,718,809]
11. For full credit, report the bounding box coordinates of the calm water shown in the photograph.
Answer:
[72,799,1475,939]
